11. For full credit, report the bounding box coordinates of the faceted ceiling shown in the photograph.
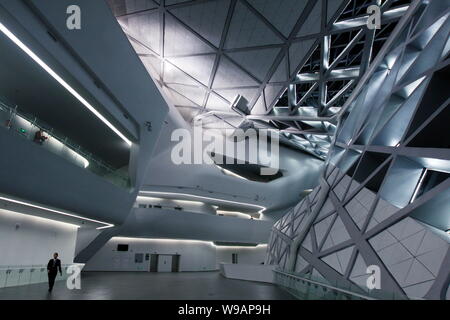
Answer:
[107,0,409,158]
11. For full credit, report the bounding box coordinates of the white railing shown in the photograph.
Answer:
[0,264,84,288]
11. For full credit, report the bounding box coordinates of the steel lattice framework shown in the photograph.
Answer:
[266,0,450,300]
[107,0,410,159]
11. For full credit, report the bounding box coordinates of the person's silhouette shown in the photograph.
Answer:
[47,252,62,292]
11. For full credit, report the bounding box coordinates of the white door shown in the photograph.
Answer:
[157,255,172,272]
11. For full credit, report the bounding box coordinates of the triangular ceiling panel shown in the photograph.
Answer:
[164,88,200,108]
[251,94,266,114]
[119,11,161,54]
[269,55,288,83]
[169,0,231,47]
[289,39,316,75]
[163,62,207,105]
[215,87,259,106]
[227,47,281,81]
[264,84,285,109]
[247,0,308,37]
[327,0,346,23]
[224,1,283,49]
[128,38,154,55]
[164,14,215,56]
[296,0,322,37]
[166,83,206,106]
[163,61,199,84]
[140,54,162,78]
[212,56,260,88]
[206,93,232,112]
[107,0,158,16]
[167,54,216,86]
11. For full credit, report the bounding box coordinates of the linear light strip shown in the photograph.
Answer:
[139,191,266,214]
[0,207,80,229]
[0,22,132,146]
[0,196,114,230]
[113,237,267,248]
[216,210,255,219]
[215,244,268,249]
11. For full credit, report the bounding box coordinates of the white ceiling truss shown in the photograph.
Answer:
[107,0,411,159]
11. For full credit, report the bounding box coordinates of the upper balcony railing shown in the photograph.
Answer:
[0,99,130,189]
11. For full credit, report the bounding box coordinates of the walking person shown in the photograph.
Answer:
[47,252,62,292]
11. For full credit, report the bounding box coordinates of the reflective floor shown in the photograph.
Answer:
[0,271,294,300]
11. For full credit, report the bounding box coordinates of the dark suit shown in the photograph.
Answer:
[47,258,62,291]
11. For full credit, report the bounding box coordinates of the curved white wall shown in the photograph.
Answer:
[84,237,217,272]
[143,109,324,219]
[84,237,270,272]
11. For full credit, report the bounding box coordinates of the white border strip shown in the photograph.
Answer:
[0,195,114,230]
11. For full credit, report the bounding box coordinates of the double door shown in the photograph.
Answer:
[149,254,180,272]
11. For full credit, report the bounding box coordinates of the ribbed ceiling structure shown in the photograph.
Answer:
[107,0,410,158]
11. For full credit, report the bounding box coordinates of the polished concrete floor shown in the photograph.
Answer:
[0,271,294,300]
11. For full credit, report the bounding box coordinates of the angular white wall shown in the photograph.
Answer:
[0,209,78,266]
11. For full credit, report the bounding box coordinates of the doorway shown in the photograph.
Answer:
[158,255,172,272]
[149,254,158,272]
[149,254,181,272]
[232,253,238,264]
[171,254,180,272]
